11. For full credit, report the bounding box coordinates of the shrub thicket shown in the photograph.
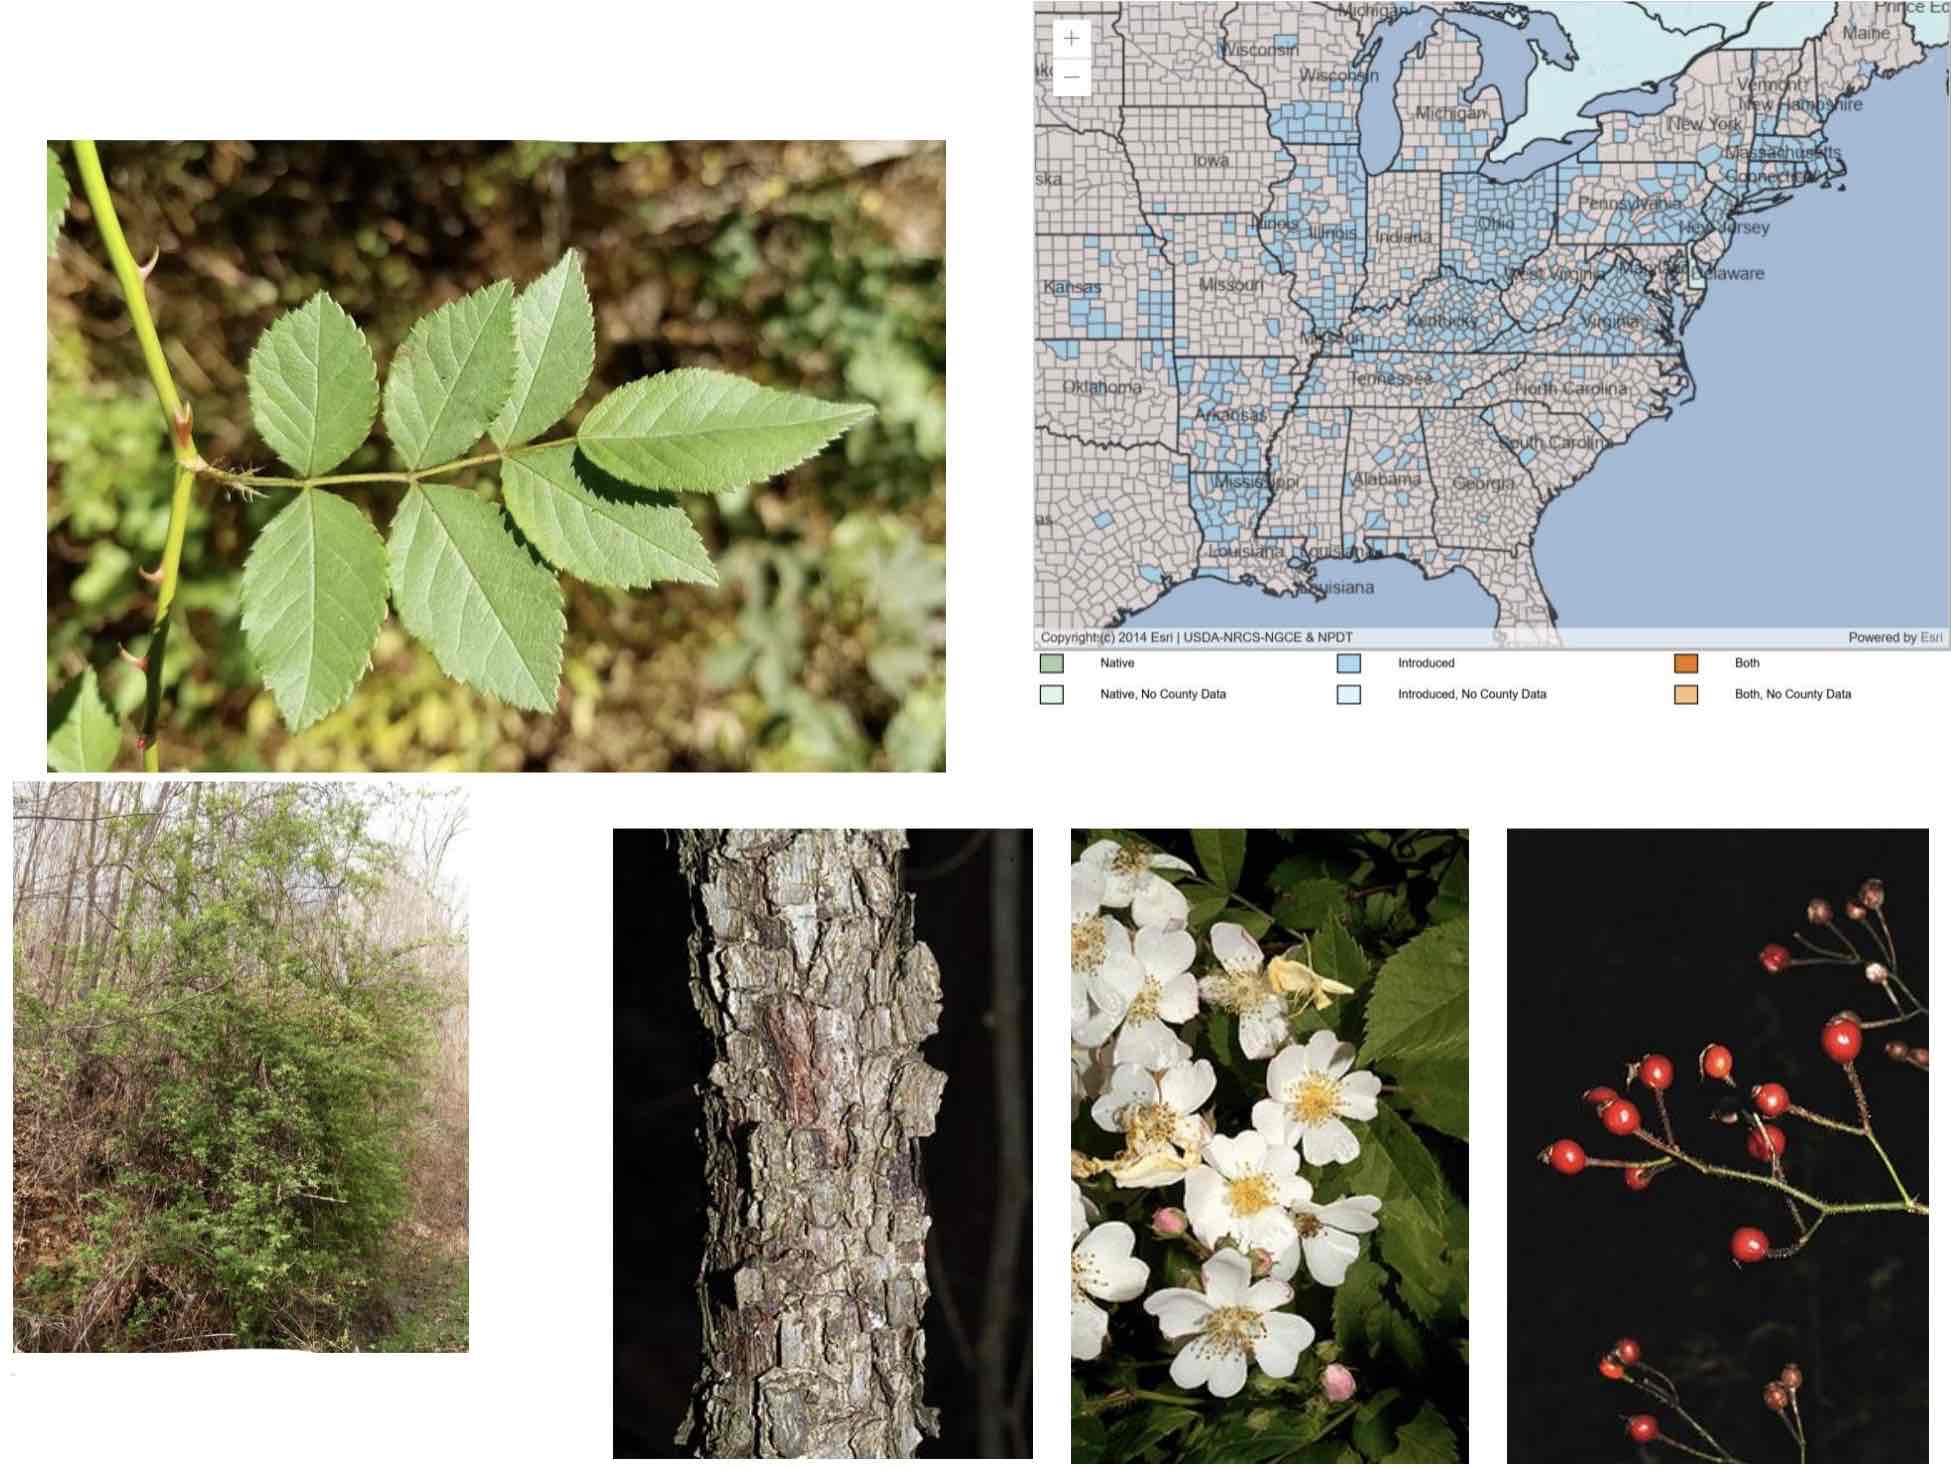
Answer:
[13,783,464,1350]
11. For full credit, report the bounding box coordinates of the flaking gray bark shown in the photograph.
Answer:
[677,829,945,1459]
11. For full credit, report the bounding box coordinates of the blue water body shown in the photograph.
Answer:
[1125,556,1494,630]
[1581,77,1679,117]
[1535,54,1951,630]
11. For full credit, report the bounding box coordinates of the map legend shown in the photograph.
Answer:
[1674,684,1700,706]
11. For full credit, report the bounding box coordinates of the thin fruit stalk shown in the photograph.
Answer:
[677,830,946,1458]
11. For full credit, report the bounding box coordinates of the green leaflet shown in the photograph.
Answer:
[1384,1056,1468,1141]
[1191,829,1246,893]
[490,250,595,449]
[382,281,516,470]
[575,367,875,492]
[1358,917,1468,1065]
[1307,913,1369,987]
[247,293,380,478]
[239,489,389,732]
[501,444,716,589]
[387,485,564,711]
[1339,1102,1450,1242]
[48,147,69,256]
[1383,1404,1457,1464]
[47,667,120,772]
[1274,878,1345,933]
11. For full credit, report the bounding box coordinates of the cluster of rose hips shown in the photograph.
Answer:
[1603,1336,1807,1460]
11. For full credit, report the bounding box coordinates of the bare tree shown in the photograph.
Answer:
[676,830,945,1458]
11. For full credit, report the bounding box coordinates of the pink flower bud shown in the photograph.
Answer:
[1151,1206,1188,1238]
[1322,1364,1357,1402]
[1249,1248,1274,1278]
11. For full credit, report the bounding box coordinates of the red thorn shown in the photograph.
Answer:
[116,645,150,673]
[138,247,160,281]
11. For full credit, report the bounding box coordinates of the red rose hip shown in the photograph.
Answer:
[1600,1098,1641,1136]
[1599,1352,1625,1379]
[1611,1337,1641,1365]
[1546,1139,1587,1174]
[1750,1082,1789,1117]
[1699,1043,1734,1082]
[1636,1053,1675,1090]
[1627,1414,1659,1443]
[1731,1226,1771,1263]
[1624,1165,1655,1192]
[1759,942,1792,974]
[1822,1017,1864,1064]
[1746,1123,1788,1162]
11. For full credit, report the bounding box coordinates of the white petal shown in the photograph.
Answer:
[1243,1278,1294,1312]
[1097,1250,1150,1303]
[1228,1127,1270,1173]
[1113,1017,1188,1071]
[1072,1181,1087,1242]
[1071,1297,1110,1359]
[1071,861,1106,920]
[1282,1172,1316,1208]
[1083,841,1136,906]
[1072,1006,1117,1049]
[1201,1131,1245,1177]
[1210,922,1263,973]
[1149,852,1197,874]
[1253,1309,1316,1378]
[1076,1220,1137,1272]
[1301,1226,1361,1286]
[1315,1195,1381,1234]
[1269,1238,1300,1282]
[1146,1287,1214,1340]
[1088,963,1139,1016]
[1132,873,1190,930]
[1135,924,1196,981]
[1250,1097,1295,1147]
[1201,1248,1254,1306]
[1100,916,1134,964]
[1301,1027,1346,1074]
[1155,971,1199,1023]
[1264,1043,1307,1097]
[1238,1003,1291,1060]
[1160,1058,1217,1114]
[1261,1140,1301,1179]
[1240,1207,1297,1257]
[1183,1165,1226,1245]
[1115,1151,1192,1188]
[1168,1337,1214,1390]
[1204,1349,1249,1398]
[1338,1069,1382,1120]
[1301,1117,1362,1167]
[1091,1065,1156,1132]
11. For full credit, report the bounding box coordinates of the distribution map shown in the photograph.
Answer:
[1033,2,1948,644]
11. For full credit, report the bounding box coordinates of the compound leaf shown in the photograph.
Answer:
[576,367,874,492]
[501,443,716,589]
[1383,1404,1457,1464]
[48,147,69,256]
[239,489,388,732]
[247,292,380,478]
[387,484,563,711]
[1338,1102,1449,1242]
[1359,917,1468,1066]
[1191,829,1246,893]
[383,281,515,470]
[46,667,120,772]
[490,250,595,449]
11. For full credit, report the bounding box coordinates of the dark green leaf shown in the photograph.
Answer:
[1192,829,1247,893]
[1274,878,1345,933]
[1308,914,1369,987]
[1358,917,1467,1066]
[1338,1103,1449,1241]
[501,444,716,589]
[1217,907,1273,941]
[1384,1403,1458,1463]
[47,668,120,772]
[1384,1056,1468,1141]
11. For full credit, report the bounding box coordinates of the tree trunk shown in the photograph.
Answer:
[676,829,945,1459]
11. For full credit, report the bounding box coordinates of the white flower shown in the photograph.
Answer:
[1072,1179,1090,1238]
[1252,1030,1381,1166]
[1143,1247,1317,1397]
[1071,862,1141,1025]
[1090,1060,1215,1187]
[1199,923,1292,1059]
[1268,1184,1381,1287]
[1183,1129,1309,1255]
[1080,839,1195,929]
[1266,942,1357,1012]
[1071,1039,1111,1118]
[1081,924,1199,1069]
[1072,1215,1150,1360]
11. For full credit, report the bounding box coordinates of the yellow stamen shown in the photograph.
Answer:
[1225,1172,1276,1216]
[1291,1075,1342,1125]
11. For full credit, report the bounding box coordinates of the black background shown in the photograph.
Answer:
[613,830,1031,1459]
[1507,830,1928,1464]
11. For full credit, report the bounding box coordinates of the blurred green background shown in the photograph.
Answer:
[47,141,945,771]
